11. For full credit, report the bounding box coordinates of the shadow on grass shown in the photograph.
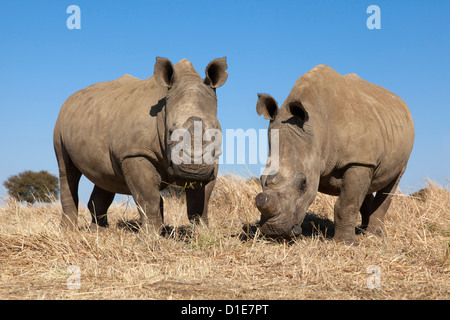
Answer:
[238,212,336,243]
[116,212,362,244]
[117,219,196,242]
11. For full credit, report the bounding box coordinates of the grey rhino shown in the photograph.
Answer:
[54,57,228,232]
[255,65,414,243]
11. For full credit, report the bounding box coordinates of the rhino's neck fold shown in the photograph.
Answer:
[156,96,168,165]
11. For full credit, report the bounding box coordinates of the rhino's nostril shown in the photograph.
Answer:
[255,193,268,208]
[255,192,278,218]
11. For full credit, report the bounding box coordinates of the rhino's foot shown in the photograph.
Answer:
[88,223,109,234]
[188,215,209,227]
[334,236,360,246]
[161,225,196,241]
[139,220,164,236]
[117,219,142,233]
[333,227,359,245]
[361,225,386,238]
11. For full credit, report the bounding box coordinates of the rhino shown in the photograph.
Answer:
[255,65,414,243]
[53,57,228,232]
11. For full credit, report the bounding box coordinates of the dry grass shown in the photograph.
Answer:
[0,175,449,300]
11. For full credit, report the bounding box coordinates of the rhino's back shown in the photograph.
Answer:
[54,74,166,192]
[294,65,414,189]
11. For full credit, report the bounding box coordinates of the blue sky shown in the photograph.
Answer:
[1,0,449,204]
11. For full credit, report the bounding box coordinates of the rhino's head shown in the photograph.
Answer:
[153,57,228,182]
[255,94,321,239]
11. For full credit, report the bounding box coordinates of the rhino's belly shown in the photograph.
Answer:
[319,164,405,196]
[65,142,131,195]
[83,171,131,195]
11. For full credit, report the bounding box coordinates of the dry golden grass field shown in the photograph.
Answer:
[0,175,449,300]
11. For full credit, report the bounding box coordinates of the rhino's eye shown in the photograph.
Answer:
[300,177,307,191]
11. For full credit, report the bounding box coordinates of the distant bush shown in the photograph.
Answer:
[3,170,59,204]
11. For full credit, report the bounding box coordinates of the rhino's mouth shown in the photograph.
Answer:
[169,163,215,182]
[258,214,302,239]
[256,191,304,239]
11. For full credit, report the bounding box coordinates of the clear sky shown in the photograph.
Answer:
[1,0,449,204]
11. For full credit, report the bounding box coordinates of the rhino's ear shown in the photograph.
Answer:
[154,57,178,88]
[205,58,228,88]
[288,101,309,123]
[256,94,278,120]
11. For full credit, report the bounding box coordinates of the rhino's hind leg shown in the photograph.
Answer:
[121,157,163,234]
[359,193,375,233]
[55,145,82,231]
[186,179,215,226]
[360,168,405,237]
[88,185,115,229]
[334,166,373,243]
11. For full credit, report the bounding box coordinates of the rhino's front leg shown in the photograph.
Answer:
[186,179,216,226]
[122,157,163,234]
[334,166,373,243]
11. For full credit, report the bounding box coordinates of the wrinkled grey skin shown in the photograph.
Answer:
[54,58,228,232]
[256,65,415,243]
